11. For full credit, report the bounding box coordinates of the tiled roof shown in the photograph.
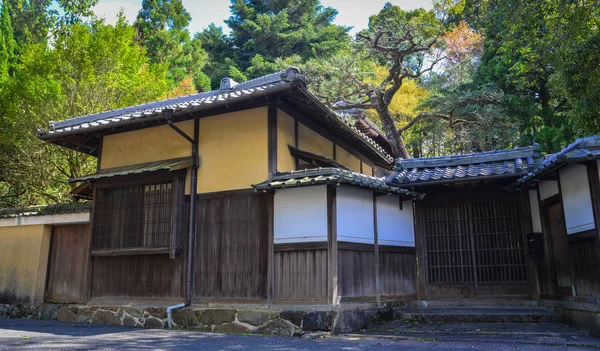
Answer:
[0,202,91,219]
[517,135,600,185]
[38,67,393,164]
[41,68,304,137]
[69,157,193,183]
[253,167,420,197]
[387,145,541,186]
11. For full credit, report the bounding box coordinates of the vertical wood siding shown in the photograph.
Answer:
[194,193,268,300]
[90,254,184,298]
[570,239,600,296]
[379,251,417,297]
[274,248,328,301]
[337,248,376,297]
[45,224,91,303]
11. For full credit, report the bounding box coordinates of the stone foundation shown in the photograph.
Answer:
[0,302,401,336]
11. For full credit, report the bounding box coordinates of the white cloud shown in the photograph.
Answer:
[93,0,139,25]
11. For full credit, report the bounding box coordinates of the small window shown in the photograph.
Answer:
[92,178,184,254]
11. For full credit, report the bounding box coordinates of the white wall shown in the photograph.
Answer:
[274,185,328,243]
[539,180,559,200]
[376,195,415,247]
[529,189,543,233]
[560,164,595,234]
[336,186,374,244]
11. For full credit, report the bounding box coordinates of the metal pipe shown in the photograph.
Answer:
[166,110,199,329]
[166,303,186,329]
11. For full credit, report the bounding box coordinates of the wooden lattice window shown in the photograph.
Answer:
[91,173,185,256]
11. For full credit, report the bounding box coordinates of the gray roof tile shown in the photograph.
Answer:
[387,145,541,186]
[517,135,600,184]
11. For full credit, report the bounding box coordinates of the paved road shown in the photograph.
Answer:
[1,319,599,351]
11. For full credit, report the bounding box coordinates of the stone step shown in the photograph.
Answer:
[362,321,600,347]
[399,306,557,323]
[419,298,539,308]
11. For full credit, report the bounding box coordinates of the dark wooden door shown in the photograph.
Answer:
[420,197,528,298]
[45,224,91,303]
[546,201,571,294]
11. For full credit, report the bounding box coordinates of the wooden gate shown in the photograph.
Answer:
[419,195,528,298]
[45,224,91,303]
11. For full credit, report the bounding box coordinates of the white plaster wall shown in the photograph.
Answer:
[539,180,559,200]
[529,189,543,233]
[336,186,374,244]
[376,195,415,247]
[274,185,328,243]
[560,164,595,234]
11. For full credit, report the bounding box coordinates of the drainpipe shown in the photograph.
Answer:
[165,110,199,329]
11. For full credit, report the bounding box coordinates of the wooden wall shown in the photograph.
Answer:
[379,248,417,298]
[194,192,268,301]
[274,244,328,302]
[337,244,376,298]
[569,238,600,296]
[90,254,184,298]
[46,224,91,303]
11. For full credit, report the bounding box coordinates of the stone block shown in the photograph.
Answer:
[332,309,378,334]
[302,311,336,331]
[256,318,294,337]
[195,309,236,325]
[280,310,305,327]
[213,323,251,334]
[90,310,121,325]
[144,317,164,329]
[124,308,143,319]
[145,307,167,319]
[75,307,93,323]
[57,308,76,322]
[172,308,199,328]
[237,310,279,326]
[122,314,138,327]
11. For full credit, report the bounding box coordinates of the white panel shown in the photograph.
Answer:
[529,189,542,233]
[0,212,90,227]
[560,164,595,234]
[336,186,374,244]
[376,195,415,247]
[539,180,559,200]
[274,185,328,243]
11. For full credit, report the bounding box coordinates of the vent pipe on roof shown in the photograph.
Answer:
[220,77,238,91]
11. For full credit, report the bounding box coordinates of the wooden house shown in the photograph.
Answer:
[28,68,420,306]
[516,136,600,301]
[386,146,543,299]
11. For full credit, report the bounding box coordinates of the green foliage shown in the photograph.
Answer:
[0,0,16,81]
[134,0,207,91]
[0,17,169,206]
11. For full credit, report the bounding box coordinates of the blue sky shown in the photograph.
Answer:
[93,0,433,35]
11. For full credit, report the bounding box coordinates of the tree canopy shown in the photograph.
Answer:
[0,0,598,207]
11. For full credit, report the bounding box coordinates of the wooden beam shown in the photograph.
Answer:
[413,201,427,300]
[266,192,275,303]
[327,184,338,305]
[520,188,539,299]
[556,170,576,296]
[538,181,558,297]
[268,103,278,177]
[586,161,600,258]
[373,193,380,303]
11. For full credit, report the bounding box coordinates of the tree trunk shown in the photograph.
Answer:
[375,103,410,159]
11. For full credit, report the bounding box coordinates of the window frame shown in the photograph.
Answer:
[90,169,186,258]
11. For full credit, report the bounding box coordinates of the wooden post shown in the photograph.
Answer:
[266,192,275,303]
[520,188,540,298]
[556,171,577,296]
[373,193,380,303]
[586,161,600,251]
[267,103,278,178]
[414,201,427,300]
[327,184,338,305]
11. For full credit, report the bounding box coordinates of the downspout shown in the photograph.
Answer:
[165,110,199,329]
